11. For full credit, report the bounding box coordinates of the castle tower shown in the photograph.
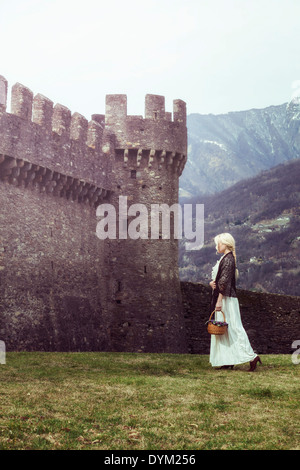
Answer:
[99,94,188,353]
[0,75,187,353]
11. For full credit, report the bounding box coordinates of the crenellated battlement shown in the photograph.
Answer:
[105,94,187,159]
[105,93,186,126]
[4,80,104,147]
[0,76,187,198]
[0,76,111,198]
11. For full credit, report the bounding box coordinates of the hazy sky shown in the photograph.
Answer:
[1,0,300,119]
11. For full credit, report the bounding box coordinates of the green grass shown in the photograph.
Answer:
[0,352,299,450]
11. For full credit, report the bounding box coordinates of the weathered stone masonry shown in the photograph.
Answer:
[0,75,299,354]
[0,76,188,353]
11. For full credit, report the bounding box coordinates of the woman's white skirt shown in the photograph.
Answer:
[209,296,257,367]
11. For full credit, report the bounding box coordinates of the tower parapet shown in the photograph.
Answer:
[104,94,187,177]
[101,94,188,353]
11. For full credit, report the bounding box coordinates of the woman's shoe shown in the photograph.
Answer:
[220,365,234,370]
[249,356,262,372]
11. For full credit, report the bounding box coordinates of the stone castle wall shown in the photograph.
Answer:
[0,75,188,353]
[182,282,300,355]
[0,181,109,351]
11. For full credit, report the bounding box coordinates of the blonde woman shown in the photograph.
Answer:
[209,233,261,371]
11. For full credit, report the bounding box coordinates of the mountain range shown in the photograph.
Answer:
[178,158,300,296]
[180,97,300,199]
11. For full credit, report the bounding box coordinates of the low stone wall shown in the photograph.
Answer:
[181,282,300,355]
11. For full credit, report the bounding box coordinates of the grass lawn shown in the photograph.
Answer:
[0,352,299,450]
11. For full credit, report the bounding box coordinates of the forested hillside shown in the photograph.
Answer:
[179,159,300,296]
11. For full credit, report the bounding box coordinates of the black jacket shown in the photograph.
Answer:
[210,252,237,312]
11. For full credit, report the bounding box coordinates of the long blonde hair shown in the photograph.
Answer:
[214,233,239,279]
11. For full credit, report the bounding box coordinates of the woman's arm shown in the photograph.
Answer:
[215,292,223,310]
[217,255,235,295]
[215,254,235,309]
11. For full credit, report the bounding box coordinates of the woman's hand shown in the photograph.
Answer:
[209,281,216,290]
